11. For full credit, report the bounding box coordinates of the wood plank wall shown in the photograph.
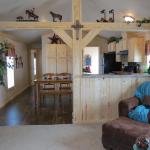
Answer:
[74,77,150,123]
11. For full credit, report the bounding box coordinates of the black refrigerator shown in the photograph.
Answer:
[104,52,122,74]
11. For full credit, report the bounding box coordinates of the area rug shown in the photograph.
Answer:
[0,124,104,150]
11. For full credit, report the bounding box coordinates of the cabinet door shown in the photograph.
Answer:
[57,44,67,58]
[135,38,144,62]
[110,42,116,52]
[122,39,128,50]
[46,58,57,73]
[67,47,73,58]
[128,37,144,62]
[46,44,57,58]
[116,42,121,62]
[67,47,73,74]
[57,58,67,73]
[46,44,57,73]
[128,38,135,62]
[67,58,73,74]
[108,44,111,52]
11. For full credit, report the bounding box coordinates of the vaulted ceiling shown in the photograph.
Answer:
[0,0,149,44]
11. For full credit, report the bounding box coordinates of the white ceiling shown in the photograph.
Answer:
[0,0,149,44]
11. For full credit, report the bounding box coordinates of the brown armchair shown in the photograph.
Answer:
[102,97,150,150]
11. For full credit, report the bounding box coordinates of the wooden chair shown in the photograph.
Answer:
[57,73,72,114]
[57,73,72,90]
[42,73,55,90]
[40,73,56,106]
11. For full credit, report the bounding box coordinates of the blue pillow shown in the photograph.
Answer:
[128,105,150,123]
[135,82,150,101]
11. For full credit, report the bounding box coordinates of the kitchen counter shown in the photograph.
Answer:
[76,73,150,123]
[82,73,150,78]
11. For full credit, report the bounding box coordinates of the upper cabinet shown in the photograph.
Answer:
[45,44,72,74]
[108,32,145,63]
[108,42,116,52]
[128,37,145,62]
[116,40,122,62]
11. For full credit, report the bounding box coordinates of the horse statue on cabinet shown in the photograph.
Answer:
[50,11,62,22]
[26,8,39,21]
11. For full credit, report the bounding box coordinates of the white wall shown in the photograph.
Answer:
[0,32,29,108]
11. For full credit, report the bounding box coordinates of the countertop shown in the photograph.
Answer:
[82,73,150,78]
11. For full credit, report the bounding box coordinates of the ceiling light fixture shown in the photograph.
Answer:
[123,16,135,24]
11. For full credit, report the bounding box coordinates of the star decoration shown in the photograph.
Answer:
[48,34,60,44]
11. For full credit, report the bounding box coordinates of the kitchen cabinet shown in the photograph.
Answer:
[116,40,123,62]
[108,41,116,52]
[45,44,72,73]
[108,37,128,62]
[128,37,145,62]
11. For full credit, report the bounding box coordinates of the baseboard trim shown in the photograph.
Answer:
[0,84,30,108]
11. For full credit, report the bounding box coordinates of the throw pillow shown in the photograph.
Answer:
[135,82,150,101]
[128,105,150,123]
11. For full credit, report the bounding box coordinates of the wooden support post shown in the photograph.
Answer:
[72,0,83,123]
[71,20,84,40]
[72,0,82,22]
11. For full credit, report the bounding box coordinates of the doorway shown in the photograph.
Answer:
[30,49,38,85]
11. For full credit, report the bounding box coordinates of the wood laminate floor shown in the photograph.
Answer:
[0,87,72,126]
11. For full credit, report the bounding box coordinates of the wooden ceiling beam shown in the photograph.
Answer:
[0,22,150,32]
[83,23,150,31]
[53,29,73,48]
[81,29,101,49]
[0,22,72,30]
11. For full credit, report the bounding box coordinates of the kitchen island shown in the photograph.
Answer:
[73,73,150,123]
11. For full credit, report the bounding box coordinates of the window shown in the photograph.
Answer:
[7,57,15,89]
[83,47,99,74]
[34,57,37,76]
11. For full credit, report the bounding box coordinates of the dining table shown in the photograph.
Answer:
[34,78,72,111]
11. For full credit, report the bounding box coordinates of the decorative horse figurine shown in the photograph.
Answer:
[50,11,62,22]
[26,8,39,21]
[16,16,24,21]
[97,9,108,22]
[100,9,108,22]
[109,9,115,22]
